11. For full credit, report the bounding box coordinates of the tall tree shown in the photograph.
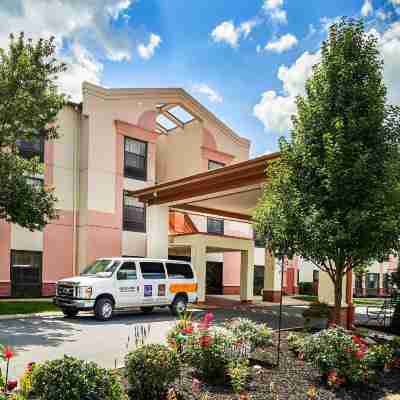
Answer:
[253,19,400,323]
[0,33,66,230]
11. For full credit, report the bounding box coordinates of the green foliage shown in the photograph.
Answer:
[223,318,273,348]
[287,332,306,354]
[31,356,126,400]
[227,359,250,394]
[364,344,394,370]
[125,344,180,400]
[302,302,330,319]
[0,32,67,230]
[253,18,400,320]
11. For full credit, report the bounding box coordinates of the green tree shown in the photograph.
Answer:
[253,19,400,323]
[0,33,66,230]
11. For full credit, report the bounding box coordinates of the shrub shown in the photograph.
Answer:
[302,327,372,385]
[299,282,314,295]
[125,344,180,400]
[31,356,125,400]
[302,302,330,319]
[19,363,37,398]
[227,360,250,394]
[364,344,394,370]
[223,318,273,348]
[287,332,306,354]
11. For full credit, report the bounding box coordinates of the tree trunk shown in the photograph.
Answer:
[333,273,343,325]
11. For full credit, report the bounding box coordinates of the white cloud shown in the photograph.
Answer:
[211,19,258,48]
[361,0,374,17]
[192,84,223,103]
[390,0,400,5]
[137,33,162,60]
[253,51,321,132]
[0,0,134,62]
[265,33,298,53]
[58,43,103,102]
[263,0,287,23]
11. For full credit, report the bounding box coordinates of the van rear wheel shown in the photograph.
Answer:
[140,306,154,314]
[95,298,113,321]
[170,295,188,316]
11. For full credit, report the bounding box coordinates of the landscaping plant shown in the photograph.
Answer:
[30,356,126,400]
[227,360,250,394]
[253,18,400,324]
[125,344,180,400]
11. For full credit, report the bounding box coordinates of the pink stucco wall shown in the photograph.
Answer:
[223,252,241,287]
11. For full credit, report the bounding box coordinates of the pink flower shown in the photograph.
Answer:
[7,380,17,391]
[191,378,201,393]
[199,335,213,348]
[204,312,214,324]
[355,350,366,360]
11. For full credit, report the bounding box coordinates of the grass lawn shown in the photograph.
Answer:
[353,298,385,307]
[292,294,318,302]
[0,300,59,315]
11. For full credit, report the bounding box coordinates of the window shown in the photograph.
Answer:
[26,177,43,188]
[123,193,146,232]
[166,263,194,279]
[208,160,225,170]
[313,270,319,282]
[124,137,147,181]
[207,217,224,235]
[367,273,379,289]
[140,262,166,279]
[10,250,42,297]
[16,137,44,162]
[117,262,137,280]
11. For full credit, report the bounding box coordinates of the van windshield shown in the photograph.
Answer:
[81,260,120,277]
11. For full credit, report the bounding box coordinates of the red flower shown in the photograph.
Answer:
[182,325,193,335]
[199,335,213,348]
[355,350,366,360]
[3,346,14,360]
[7,379,18,391]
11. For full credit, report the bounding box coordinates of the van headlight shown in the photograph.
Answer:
[76,286,93,299]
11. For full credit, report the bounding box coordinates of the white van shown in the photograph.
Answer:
[54,258,198,320]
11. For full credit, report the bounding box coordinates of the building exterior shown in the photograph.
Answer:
[0,82,283,298]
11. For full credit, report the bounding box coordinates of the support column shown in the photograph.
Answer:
[191,244,207,303]
[262,246,281,302]
[240,249,254,303]
[146,205,169,258]
[378,263,385,296]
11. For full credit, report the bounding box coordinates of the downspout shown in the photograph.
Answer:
[72,106,80,276]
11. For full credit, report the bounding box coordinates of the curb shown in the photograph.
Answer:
[0,312,62,321]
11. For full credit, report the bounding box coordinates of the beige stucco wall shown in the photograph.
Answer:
[11,225,43,252]
[122,231,146,257]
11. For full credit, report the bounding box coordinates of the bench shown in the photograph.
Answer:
[366,293,400,327]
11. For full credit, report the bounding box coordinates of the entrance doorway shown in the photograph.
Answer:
[206,261,223,295]
[10,250,42,297]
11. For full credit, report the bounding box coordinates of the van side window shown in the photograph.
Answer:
[117,262,137,280]
[140,262,166,280]
[166,263,194,279]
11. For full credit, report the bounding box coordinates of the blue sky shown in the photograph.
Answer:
[0,0,399,156]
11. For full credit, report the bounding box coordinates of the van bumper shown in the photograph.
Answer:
[54,297,95,311]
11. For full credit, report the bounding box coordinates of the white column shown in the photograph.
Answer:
[191,244,207,302]
[240,249,254,302]
[146,205,169,258]
[262,246,281,302]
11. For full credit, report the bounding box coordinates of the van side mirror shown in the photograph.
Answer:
[117,271,127,280]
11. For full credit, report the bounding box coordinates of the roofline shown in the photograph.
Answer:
[128,152,280,205]
[82,82,250,148]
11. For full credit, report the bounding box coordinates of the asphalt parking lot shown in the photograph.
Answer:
[1,303,307,380]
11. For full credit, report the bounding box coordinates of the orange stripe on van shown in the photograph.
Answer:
[170,283,198,293]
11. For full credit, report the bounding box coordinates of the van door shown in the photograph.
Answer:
[115,261,141,307]
[138,261,169,306]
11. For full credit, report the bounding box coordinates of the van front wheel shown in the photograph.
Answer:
[95,298,114,321]
[170,296,188,316]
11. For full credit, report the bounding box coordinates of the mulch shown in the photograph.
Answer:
[171,332,400,400]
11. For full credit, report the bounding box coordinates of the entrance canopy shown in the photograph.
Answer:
[128,152,279,221]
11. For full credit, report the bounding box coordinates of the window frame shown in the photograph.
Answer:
[207,217,224,235]
[139,261,167,280]
[208,160,225,171]
[16,137,45,163]
[165,262,194,280]
[123,192,146,233]
[124,136,148,181]
[117,261,138,281]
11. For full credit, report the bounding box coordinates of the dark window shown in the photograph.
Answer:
[254,237,266,248]
[207,217,224,235]
[16,137,44,162]
[117,262,137,280]
[208,160,225,170]
[123,193,146,232]
[166,263,194,279]
[10,250,42,297]
[140,262,166,280]
[124,137,147,181]
[367,273,379,289]
[313,270,319,282]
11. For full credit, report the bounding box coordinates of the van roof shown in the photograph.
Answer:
[98,257,191,264]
